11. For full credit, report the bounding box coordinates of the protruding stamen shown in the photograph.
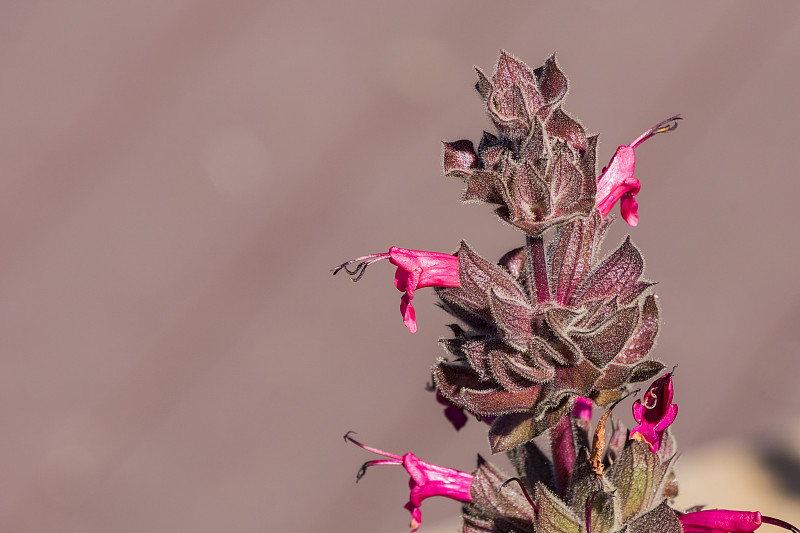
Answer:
[355,459,402,482]
[344,431,405,482]
[343,431,404,460]
[630,114,683,148]
[644,368,676,408]
[498,477,539,514]
[331,253,391,281]
[642,386,659,409]
[762,516,800,532]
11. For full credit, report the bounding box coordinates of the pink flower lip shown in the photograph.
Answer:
[595,144,641,225]
[436,390,468,430]
[630,371,678,452]
[436,389,495,431]
[332,247,460,333]
[344,432,473,532]
[595,115,681,226]
[679,509,800,533]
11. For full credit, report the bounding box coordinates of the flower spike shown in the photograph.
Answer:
[595,114,682,226]
[333,51,795,533]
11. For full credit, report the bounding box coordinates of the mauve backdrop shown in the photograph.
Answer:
[0,2,799,532]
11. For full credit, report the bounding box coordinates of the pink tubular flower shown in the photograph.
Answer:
[630,371,678,452]
[344,432,473,532]
[332,247,460,333]
[595,115,681,226]
[679,509,799,533]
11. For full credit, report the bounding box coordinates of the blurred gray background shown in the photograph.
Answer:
[1,2,799,532]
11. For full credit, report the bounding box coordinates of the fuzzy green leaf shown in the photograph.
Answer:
[570,306,640,368]
[489,399,570,453]
[534,484,584,533]
[616,295,659,364]
[510,162,550,222]
[572,237,647,306]
[546,108,587,152]
[533,54,568,110]
[607,440,670,522]
[457,242,529,314]
[625,500,682,533]
[589,490,619,533]
[507,441,557,495]
[628,360,666,384]
[489,288,533,351]
[549,147,585,217]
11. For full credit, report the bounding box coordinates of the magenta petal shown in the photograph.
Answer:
[655,404,678,432]
[395,267,410,292]
[444,404,468,430]
[402,454,473,504]
[406,268,423,299]
[415,479,472,504]
[631,425,660,451]
[405,501,423,532]
[679,509,762,533]
[401,294,417,334]
[630,373,678,451]
[387,247,460,332]
[389,247,460,292]
[571,396,593,421]
[402,453,473,531]
[436,391,468,430]
[595,139,646,226]
[632,399,646,423]
[595,146,636,215]
[621,192,639,226]
[348,437,473,533]
[594,117,679,225]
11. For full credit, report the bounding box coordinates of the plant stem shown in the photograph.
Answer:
[527,234,549,304]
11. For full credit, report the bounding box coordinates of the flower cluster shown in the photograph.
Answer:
[333,52,797,533]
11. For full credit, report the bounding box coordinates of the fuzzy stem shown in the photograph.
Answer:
[527,235,549,304]
[550,412,576,498]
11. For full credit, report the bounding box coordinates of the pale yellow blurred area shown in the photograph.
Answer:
[675,431,800,527]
